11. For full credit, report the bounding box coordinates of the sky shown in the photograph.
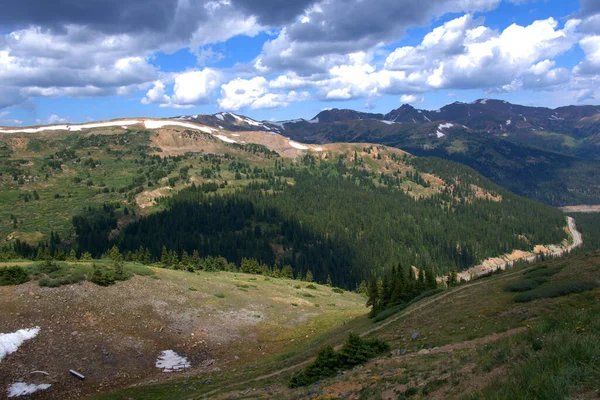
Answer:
[0,0,599,126]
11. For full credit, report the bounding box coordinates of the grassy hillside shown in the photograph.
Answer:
[94,251,600,399]
[0,262,366,399]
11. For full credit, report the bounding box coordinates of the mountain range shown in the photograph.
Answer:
[176,99,600,206]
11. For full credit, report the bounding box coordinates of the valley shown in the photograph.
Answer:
[0,112,598,399]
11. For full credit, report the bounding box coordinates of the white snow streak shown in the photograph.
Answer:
[214,135,237,143]
[0,327,40,362]
[8,383,51,397]
[289,141,309,150]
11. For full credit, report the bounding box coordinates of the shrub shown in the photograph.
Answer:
[372,288,445,323]
[306,284,317,290]
[39,259,60,274]
[39,277,62,288]
[523,265,562,280]
[214,292,225,298]
[0,266,30,286]
[504,279,545,292]
[289,333,390,388]
[514,281,598,303]
[89,264,116,286]
[300,292,315,298]
[332,288,344,294]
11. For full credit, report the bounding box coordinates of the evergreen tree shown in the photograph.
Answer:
[366,275,379,313]
[160,246,169,266]
[425,267,437,290]
[326,275,333,287]
[281,265,294,279]
[447,267,458,287]
[305,270,313,282]
[381,273,392,308]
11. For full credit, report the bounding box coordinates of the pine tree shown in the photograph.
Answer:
[160,246,169,266]
[326,275,333,286]
[447,267,458,287]
[357,280,368,297]
[305,270,313,282]
[191,249,201,270]
[381,273,392,308]
[366,275,379,313]
[281,265,294,279]
[425,267,437,290]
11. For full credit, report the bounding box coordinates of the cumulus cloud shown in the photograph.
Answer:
[218,76,310,110]
[254,0,501,74]
[400,94,424,103]
[0,0,263,109]
[0,0,595,113]
[384,15,579,91]
[142,69,221,108]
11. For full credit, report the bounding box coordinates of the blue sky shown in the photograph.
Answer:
[0,0,599,126]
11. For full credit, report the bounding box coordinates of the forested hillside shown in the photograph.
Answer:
[72,153,567,288]
[0,120,568,289]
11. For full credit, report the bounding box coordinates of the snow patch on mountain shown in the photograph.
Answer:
[289,141,309,150]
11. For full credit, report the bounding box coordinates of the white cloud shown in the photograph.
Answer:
[142,69,221,108]
[172,69,221,105]
[47,114,69,124]
[384,15,580,91]
[218,76,310,110]
[574,35,600,75]
[400,94,424,103]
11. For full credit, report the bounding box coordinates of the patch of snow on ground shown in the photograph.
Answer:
[215,135,237,143]
[0,327,40,361]
[231,134,240,137]
[314,147,324,152]
[215,114,224,121]
[380,120,395,125]
[438,123,454,129]
[289,141,309,150]
[8,383,51,398]
[143,120,213,134]
[68,120,141,131]
[506,119,511,125]
[156,350,191,372]
[308,117,319,124]
[244,118,262,127]
[424,115,431,122]
[269,121,286,129]
[228,113,244,122]
[436,131,445,138]
[479,99,488,104]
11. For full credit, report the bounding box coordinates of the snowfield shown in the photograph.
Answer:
[155,350,191,372]
[0,327,40,361]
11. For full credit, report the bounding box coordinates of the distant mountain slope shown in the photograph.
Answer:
[264,100,600,206]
